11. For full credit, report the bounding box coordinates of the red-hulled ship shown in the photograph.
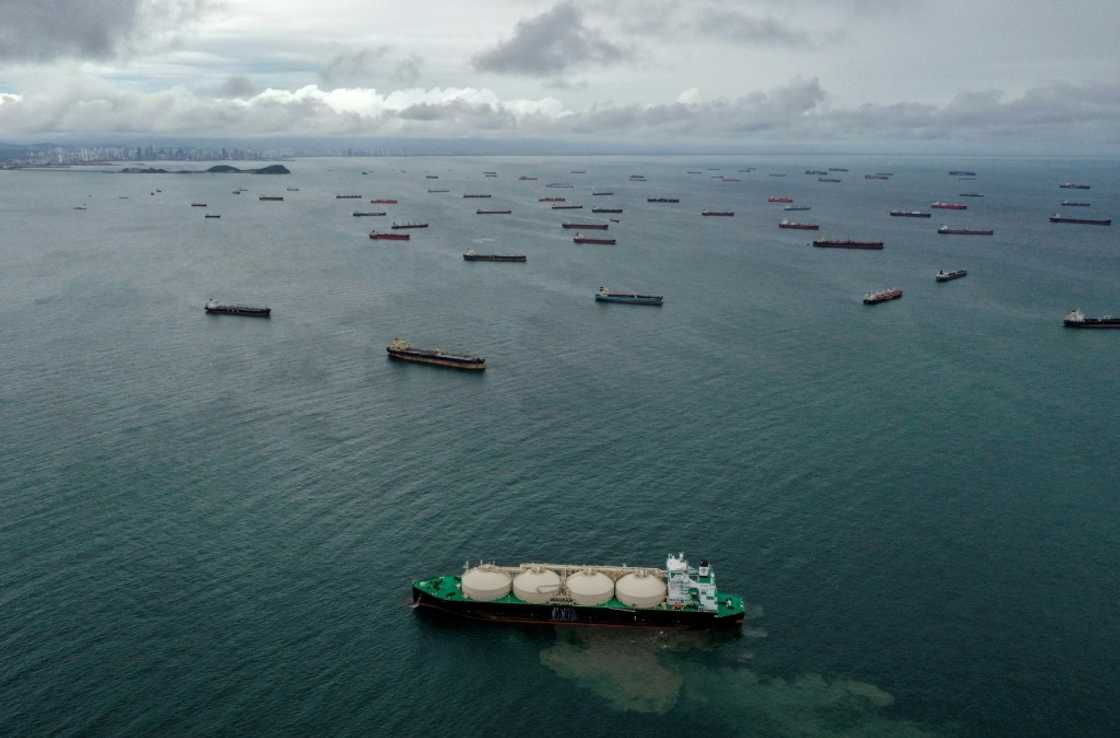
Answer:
[931,201,967,210]
[863,288,902,305]
[573,233,616,245]
[562,223,608,230]
[768,196,794,203]
[370,231,410,240]
[371,198,398,204]
[779,220,818,230]
[539,197,566,202]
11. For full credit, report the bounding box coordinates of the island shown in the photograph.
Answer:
[119,164,291,175]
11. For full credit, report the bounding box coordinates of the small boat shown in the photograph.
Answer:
[890,210,931,218]
[768,196,793,203]
[592,191,614,196]
[463,250,526,262]
[647,197,680,203]
[392,222,429,229]
[204,214,221,219]
[370,231,410,240]
[596,287,662,306]
[259,196,283,201]
[936,269,968,283]
[463,194,492,198]
[784,205,811,212]
[561,223,608,230]
[702,210,735,217]
[931,201,967,210]
[813,239,884,250]
[1059,182,1091,190]
[204,299,270,317]
[476,209,512,215]
[353,211,386,217]
[1049,214,1111,226]
[1061,201,1091,207]
[336,194,362,199]
[574,233,616,245]
[552,204,583,210]
[387,338,485,371]
[1063,308,1120,329]
[863,288,902,305]
[191,202,207,207]
[938,226,994,235]
[592,208,623,214]
[779,220,819,230]
[371,198,399,204]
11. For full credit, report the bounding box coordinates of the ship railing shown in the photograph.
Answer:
[480,562,668,578]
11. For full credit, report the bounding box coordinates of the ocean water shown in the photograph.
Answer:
[1,155,1118,737]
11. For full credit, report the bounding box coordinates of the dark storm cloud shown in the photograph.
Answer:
[693,9,811,47]
[217,75,258,99]
[0,0,209,61]
[320,48,425,88]
[472,1,630,76]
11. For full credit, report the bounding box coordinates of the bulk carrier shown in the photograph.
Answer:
[412,553,744,629]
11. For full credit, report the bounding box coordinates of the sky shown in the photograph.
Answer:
[1,0,1118,150]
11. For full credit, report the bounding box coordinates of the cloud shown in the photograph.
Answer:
[472,1,630,76]
[0,0,211,62]
[320,48,425,88]
[694,9,811,47]
[217,75,258,99]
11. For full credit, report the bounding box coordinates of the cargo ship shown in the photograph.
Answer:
[562,223,608,230]
[938,225,994,235]
[647,197,680,203]
[1063,309,1120,329]
[518,176,538,181]
[592,208,623,214]
[570,170,586,174]
[547,183,575,189]
[720,177,741,182]
[805,169,828,175]
[463,194,492,199]
[785,205,811,211]
[392,222,428,229]
[596,287,663,306]
[865,174,890,180]
[959,193,984,198]
[818,177,842,183]
[768,196,793,203]
[931,201,967,210]
[779,220,819,230]
[371,198,398,204]
[863,288,902,305]
[890,210,931,218]
[259,196,283,201]
[574,234,616,245]
[204,214,221,219]
[702,210,734,216]
[353,211,386,217]
[370,231,410,240]
[427,189,450,194]
[592,191,614,196]
[1059,183,1090,190]
[829,168,849,172]
[477,209,513,215]
[539,197,566,202]
[552,204,583,210]
[1061,201,1091,207]
[412,553,743,629]
[813,239,884,250]
[463,250,526,263]
[387,338,485,370]
[1049,214,1111,226]
[936,269,968,282]
[204,299,270,317]
[336,194,362,199]
[949,170,977,176]
[191,202,207,207]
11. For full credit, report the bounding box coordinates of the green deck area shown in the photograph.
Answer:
[413,576,745,619]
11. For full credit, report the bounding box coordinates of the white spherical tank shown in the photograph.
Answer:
[513,566,561,604]
[615,570,667,608]
[461,565,512,602]
[566,569,614,606]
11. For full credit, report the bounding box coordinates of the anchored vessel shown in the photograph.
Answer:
[647,197,680,203]
[428,189,450,193]
[592,191,614,196]
[204,214,221,219]
[864,288,903,305]
[865,174,890,180]
[784,205,811,211]
[1061,201,1091,207]
[371,198,399,204]
[477,209,512,215]
[574,233,616,245]
[258,196,283,201]
[562,222,608,230]
[1059,182,1091,190]
[813,239,884,250]
[949,170,977,176]
[353,211,386,217]
[463,194,492,198]
[412,553,743,629]
[539,197,566,202]
[596,287,663,306]
[938,225,994,235]
[890,210,931,218]
[553,204,583,210]
[204,299,270,317]
[959,193,984,198]
[392,222,429,229]
[463,250,526,262]
[336,194,362,199]
[592,208,623,214]
[387,338,485,370]
[1064,309,1120,329]
[370,230,410,240]
[702,210,735,217]
[768,196,794,203]
[779,220,819,230]
[936,269,968,282]
[932,201,967,210]
[1049,214,1111,226]
[818,177,842,183]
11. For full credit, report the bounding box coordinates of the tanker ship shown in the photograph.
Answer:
[412,553,745,629]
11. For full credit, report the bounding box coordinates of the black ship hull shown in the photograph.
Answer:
[205,307,270,317]
[1065,320,1120,329]
[412,588,742,629]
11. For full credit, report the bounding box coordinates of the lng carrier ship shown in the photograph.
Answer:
[412,553,744,629]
